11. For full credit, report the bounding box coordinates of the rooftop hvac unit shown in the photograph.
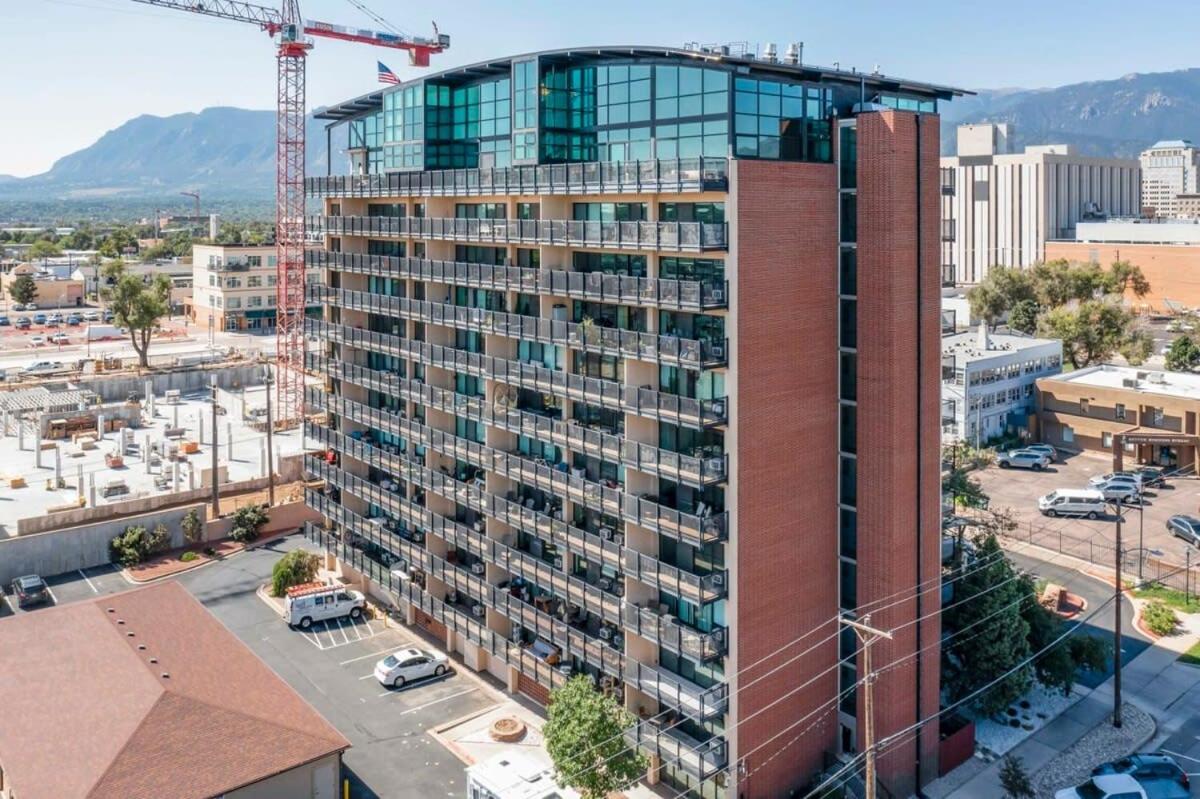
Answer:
[1122,378,1137,388]
[760,42,778,62]
[784,42,802,64]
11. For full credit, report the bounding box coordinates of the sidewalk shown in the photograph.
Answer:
[928,540,1200,798]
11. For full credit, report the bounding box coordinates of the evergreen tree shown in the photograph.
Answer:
[999,755,1036,799]
[1166,335,1200,372]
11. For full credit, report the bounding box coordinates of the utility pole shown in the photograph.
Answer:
[842,614,893,799]
[210,375,220,518]
[263,364,275,506]
[1112,497,1124,729]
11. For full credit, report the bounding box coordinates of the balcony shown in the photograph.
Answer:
[316,287,728,369]
[310,215,728,253]
[623,550,727,605]
[629,721,727,781]
[621,601,726,662]
[308,321,727,429]
[940,167,955,195]
[623,659,728,721]
[941,218,955,242]
[941,263,957,288]
[307,249,728,310]
[305,157,729,199]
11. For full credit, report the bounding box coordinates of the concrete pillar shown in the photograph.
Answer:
[96,414,105,441]
[646,755,662,786]
[445,626,454,654]
[145,380,154,417]
[173,461,180,492]
[188,463,195,490]
[506,664,519,694]
[18,420,24,451]
[198,414,204,445]
[88,474,95,507]
[261,439,268,478]
[34,428,41,469]
[405,602,416,626]
[54,446,61,486]
[145,435,152,473]
[172,403,179,428]
[77,464,83,500]
[226,422,233,461]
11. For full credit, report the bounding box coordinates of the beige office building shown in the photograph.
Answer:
[941,123,1140,284]
[1140,140,1200,218]
[191,244,320,332]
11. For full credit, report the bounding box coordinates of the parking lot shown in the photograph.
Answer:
[976,450,1200,566]
[0,534,500,798]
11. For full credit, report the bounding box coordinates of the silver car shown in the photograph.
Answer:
[997,451,1050,471]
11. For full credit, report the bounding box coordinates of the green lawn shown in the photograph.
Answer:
[1178,641,1200,667]
[1133,583,1200,614]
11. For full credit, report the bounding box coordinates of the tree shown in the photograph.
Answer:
[1118,329,1154,366]
[8,274,37,306]
[229,503,269,543]
[944,467,988,509]
[98,226,138,258]
[942,535,1032,715]
[1037,300,1142,369]
[1166,335,1200,372]
[999,755,1035,799]
[27,239,62,261]
[181,508,204,545]
[109,523,172,567]
[272,550,321,597]
[1008,299,1040,335]
[1105,260,1151,299]
[967,266,1037,326]
[102,260,171,368]
[544,675,647,799]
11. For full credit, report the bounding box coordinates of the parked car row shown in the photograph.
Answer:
[1037,466,1170,518]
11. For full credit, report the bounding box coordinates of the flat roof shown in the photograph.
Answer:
[467,753,578,799]
[942,329,1061,368]
[0,581,349,799]
[315,44,969,121]
[1047,364,1200,401]
[1067,220,1200,245]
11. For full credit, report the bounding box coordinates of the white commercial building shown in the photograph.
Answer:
[466,753,579,799]
[941,123,1141,284]
[942,324,1063,444]
[1139,140,1200,218]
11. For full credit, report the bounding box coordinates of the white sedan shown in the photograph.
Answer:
[374,647,449,688]
[1056,773,1152,799]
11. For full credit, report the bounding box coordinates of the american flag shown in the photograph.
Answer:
[377,61,400,85]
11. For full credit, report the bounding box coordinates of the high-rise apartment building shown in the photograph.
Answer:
[1140,140,1200,218]
[303,46,959,798]
[941,124,1140,284]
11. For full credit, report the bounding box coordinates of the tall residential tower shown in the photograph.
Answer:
[303,45,960,798]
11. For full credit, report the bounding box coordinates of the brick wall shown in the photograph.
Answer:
[731,158,840,795]
[854,110,943,794]
[1045,240,1200,313]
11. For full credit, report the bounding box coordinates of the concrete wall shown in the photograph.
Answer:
[78,363,263,404]
[0,503,207,585]
[225,753,342,799]
[205,500,323,541]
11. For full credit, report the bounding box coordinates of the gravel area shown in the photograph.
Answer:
[975,685,1084,757]
[1033,703,1155,799]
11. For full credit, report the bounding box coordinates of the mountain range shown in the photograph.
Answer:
[3,67,1200,207]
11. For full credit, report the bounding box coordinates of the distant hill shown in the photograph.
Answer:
[940,68,1200,158]
[0,107,335,202]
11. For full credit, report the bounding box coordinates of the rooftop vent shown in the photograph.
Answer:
[784,42,802,65]
[761,42,778,62]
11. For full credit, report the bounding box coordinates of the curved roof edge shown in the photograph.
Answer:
[313,44,971,122]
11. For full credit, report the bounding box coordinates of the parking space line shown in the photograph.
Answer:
[334,617,350,646]
[45,586,58,605]
[340,647,396,666]
[396,686,476,713]
[358,673,377,680]
[303,629,324,650]
[1160,748,1200,766]
[78,569,98,594]
[349,621,364,642]
[323,624,339,649]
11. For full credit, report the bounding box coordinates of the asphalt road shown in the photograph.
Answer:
[1008,550,1151,689]
[1,534,498,799]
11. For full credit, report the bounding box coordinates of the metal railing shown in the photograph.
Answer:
[940,167,956,195]
[623,549,727,604]
[306,157,729,198]
[621,601,726,662]
[306,319,729,430]
[306,249,728,310]
[310,215,729,252]
[314,286,728,369]
[629,721,727,780]
[623,659,728,721]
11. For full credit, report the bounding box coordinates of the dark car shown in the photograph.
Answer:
[1093,753,1189,797]
[11,574,50,608]
[1168,515,1200,548]
[1134,466,1167,489]
[14,317,30,330]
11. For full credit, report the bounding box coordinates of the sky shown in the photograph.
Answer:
[1,0,1197,177]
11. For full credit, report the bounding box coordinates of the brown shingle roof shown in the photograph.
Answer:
[0,580,349,799]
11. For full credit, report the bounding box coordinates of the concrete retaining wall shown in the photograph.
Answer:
[0,503,208,585]
[205,500,322,540]
[78,364,263,404]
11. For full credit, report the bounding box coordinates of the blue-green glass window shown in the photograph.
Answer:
[733,78,831,162]
[839,124,857,189]
[367,240,404,257]
[455,373,485,398]
[455,416,486,444]
[660,202,724,224]
[660,257,725,283]
[571,202,647,222]
[513,131,537,161]
[383,83,424,144]
[654,65,728,120]
[876,93,936,113]
[517,435,560,463]
[597,126,650,162]
[572,252,646,277]
[518,341,563,370]
[513,60,538,130]
[455,245,505,265]
[655,119,727,159]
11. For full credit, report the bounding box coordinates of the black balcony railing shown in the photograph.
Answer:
[940,167,955,195]
[306,157,729,198]
[629,721,727,780]
[623,659,728,721]
[941,218,955,242]
[306,249,728,310]
[310,215,728,252]
[621,601,726,662]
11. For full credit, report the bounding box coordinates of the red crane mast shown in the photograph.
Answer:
[131,0,448,422]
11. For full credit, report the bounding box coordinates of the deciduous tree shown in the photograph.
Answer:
[8,274,37,306]
[102,260,171,368]
[1037,300,1141,369]
[544,675,646,799]
[1166,335,1200,372]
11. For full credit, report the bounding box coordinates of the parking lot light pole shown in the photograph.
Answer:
[1110,497,1124,729]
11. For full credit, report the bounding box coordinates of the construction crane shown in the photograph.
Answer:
[179,190,200,220]
[131,0,449,422]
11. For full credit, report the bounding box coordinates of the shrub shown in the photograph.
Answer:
[180,551,199,562]
[1143,600,1179,636]
[109,523,172,567]
[181,508,203,545]
[271,550,321,597]
[229,503,269,543]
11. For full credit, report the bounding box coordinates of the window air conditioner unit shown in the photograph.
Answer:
[470,562,486,575]
[710,573,725,588]
[471,604,485,618]
[600,527,614,541]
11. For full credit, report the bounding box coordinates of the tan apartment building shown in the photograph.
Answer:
[0,262,84,308]
[941,124,1140,284]
[1037,365,1200,472]
[0,580,349,799]
[191,243,320,332]
[303,45,961,798]
[1045,219,1200,313]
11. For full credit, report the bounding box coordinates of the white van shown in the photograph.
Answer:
[284,584,366,628]
[1038,489,1105,519]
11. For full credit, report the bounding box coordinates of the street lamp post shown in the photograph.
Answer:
[1108,496,1124,729]
[263,364,275,507]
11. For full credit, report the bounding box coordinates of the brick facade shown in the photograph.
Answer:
[854,110,943,794]
[1045,240,1200,314]
[730,159,840,795]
